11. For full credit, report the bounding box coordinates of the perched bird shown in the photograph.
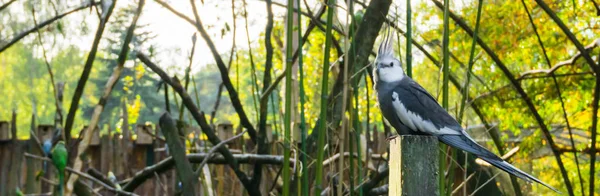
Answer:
[42,139,53,173]
[372,28,559,192]
[108,171,121,190]
[51,141,68,196]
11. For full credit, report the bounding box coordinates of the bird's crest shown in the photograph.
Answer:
[377,24,394,58]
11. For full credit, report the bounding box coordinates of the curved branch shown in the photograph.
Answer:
[518,39,600,80]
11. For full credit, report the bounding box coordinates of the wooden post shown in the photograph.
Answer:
[0,121,9,141]
[215,123,234,195]
[389,136,439,196]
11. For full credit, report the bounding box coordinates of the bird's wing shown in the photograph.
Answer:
[389,77,462,135]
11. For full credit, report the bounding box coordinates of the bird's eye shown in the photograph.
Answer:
[390,62,394,67]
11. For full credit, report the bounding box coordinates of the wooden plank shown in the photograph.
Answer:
[26,137,42,194]
[135,124,153,145]
[83,125,101,146]
[0,140,11,194]
[100,133,113,196]
[389,136,439,196]
[7,141,25,195]
[0,121,9,141]
[132,144,152,195]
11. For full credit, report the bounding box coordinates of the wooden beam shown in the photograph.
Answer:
[389,136,439,195]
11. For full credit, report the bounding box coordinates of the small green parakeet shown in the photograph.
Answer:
[51,141,67,196]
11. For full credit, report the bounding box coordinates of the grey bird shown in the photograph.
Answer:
[373,28,559,193]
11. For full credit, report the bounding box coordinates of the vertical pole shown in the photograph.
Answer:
[389,136,439,195]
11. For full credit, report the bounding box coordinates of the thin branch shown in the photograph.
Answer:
[0,0,17,12]
[430,1,574,194]
[469,172,501,196]
[178,33,197,121]
[518,39,600,79]
[354,165,388,195]
[31,6,62,137]
[0,1,97,53]
[451,173,475,195]
[210,0,238,126]
[196,130,247,174]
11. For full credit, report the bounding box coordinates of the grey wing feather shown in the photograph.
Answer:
[394,77,463,132]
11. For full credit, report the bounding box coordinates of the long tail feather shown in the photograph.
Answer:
[438,133,560,193]
[58,171,64,196]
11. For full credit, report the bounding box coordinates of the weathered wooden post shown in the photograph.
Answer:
[260,124,274,195]
[0,121,9,141]
[0,120,11,194]
[389,136,439,196]
[216,123,233,195]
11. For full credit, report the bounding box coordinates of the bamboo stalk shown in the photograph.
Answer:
[340,0,351,194]
[282,0,295,194]
[406,0,412,77]
[296,0,309,194]
[315,0,335,195]
[440,0,450,194]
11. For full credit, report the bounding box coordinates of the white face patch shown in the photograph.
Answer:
[378,65,404,83]
[391,92,459,135]
[375,56,404,83]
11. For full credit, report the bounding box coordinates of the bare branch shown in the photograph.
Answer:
[196,130,247,174]
[0,2,97,53]
[0,0,17,12]
[518,39,600,79]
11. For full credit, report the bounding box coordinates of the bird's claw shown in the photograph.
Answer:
[386,135,398,141]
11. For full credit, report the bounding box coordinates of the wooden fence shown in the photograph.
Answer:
[0,118,397,196]
[0,122,272,196]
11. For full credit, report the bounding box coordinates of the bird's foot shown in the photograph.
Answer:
[386,135,398,141]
